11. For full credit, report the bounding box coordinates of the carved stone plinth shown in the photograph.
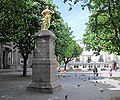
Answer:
[27,30,61,93]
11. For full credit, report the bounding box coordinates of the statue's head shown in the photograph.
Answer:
[46,6,49,9]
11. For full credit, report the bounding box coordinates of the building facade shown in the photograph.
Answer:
[0,42,33,70]
[68,39,120,70]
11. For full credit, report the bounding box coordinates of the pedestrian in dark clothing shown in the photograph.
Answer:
[93,66,98,76]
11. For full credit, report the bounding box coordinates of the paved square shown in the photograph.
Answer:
[0,70,120,100]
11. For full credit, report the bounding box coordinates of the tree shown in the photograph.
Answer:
[13,3,40,76]
[83,0,120,55]
[0,0,29,42]
[55,22,83,70]
[63,0,120,55]
[63,41,83,70]
[56,33,74,70]
[1,0,41,76]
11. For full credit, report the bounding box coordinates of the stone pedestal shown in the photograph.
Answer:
[27,30,61,93]
[0,43,2,69]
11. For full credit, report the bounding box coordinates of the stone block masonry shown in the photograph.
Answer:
[27,30,61,93]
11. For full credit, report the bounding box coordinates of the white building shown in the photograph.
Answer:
[68,39,120,71]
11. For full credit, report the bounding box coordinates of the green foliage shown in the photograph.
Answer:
[82,0,120,55]
[63,0,120,55]
[0,0,28,42]
[55,22,83,69]
[54,22,74,64]
[73,41,83,58]
[1,0,82,73]
[50,7,83,67]
[0,0,42,76]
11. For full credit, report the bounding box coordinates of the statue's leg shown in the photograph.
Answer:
[44,18,47,30]
[41,19,46,30]
[46,18,50,29]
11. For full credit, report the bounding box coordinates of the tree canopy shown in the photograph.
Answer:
[55,23,83,69]
[1,0,41,76]
[83,0,120,55]
[63,0,120,55]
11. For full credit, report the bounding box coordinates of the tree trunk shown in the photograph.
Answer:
[23,56,28,76]
[64,63,67,70]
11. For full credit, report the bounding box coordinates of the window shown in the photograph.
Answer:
[20,58,24,64]
[90,66,93,68]
[88,65,93,68]
[104,65,106,68]
[83,65,87,68]
[104,65,109,68]
[106,65,109,68]
[86,56,92,63]
[98,55,104,62]
[97,65,100,68]
[74,65,79,68]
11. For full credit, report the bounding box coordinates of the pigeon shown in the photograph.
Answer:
[90,81,92,83]
[58,74,60,78]
[65,95,67,100]
[88,77,90,80]
[100,89,105,92]
[100,88,105,92]
[63,76,66,78]
[77,84,80,87]
[75,74,77,77]
[94,84,97,86]
[82,74,85,76]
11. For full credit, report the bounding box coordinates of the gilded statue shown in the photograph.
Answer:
[41,6,54,30]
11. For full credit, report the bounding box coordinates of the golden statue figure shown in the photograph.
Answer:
[41,6,54,30]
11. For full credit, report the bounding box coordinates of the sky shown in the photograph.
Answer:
[53,0,90,40]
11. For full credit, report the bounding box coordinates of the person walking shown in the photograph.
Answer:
[115,66,117,72]
[93,66,98,76]
[108,66,112,79]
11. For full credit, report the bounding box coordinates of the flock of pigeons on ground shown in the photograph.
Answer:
[57,72,106,100]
